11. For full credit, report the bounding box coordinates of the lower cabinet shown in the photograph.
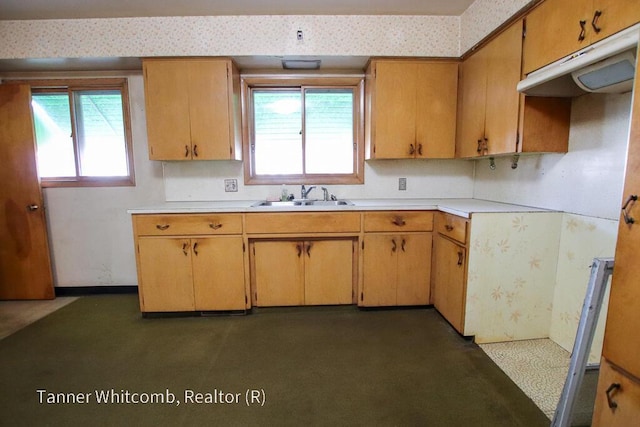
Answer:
[431,212,469,333]
[132,214,247,313]
[361,233,432,306]
[592,358,640,426]
[250,239,355,307]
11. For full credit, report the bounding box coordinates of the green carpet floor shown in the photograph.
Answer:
[0,295,549,426]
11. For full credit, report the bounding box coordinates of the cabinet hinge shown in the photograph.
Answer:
[361,241,365,250]
[360,292,364,301]
[515,133,520,150]
[373,145,376,155]
[245,295,248,304]
[522,19,527,39]
[243,242,246,252]
[255,292,258,301]
[229,146,233,156]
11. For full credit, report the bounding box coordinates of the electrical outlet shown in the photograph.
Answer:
[399,178,407,191]
[224,179,238,192]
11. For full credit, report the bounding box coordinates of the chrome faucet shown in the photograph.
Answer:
[301,185,316,199]
[321,187,330,201]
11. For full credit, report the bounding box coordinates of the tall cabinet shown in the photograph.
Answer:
[592,59,640,425]
[143,58,242,161]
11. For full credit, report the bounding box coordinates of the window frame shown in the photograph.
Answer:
[23,78,135,188]
[241,75,364,185]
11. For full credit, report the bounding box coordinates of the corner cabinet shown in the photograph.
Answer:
[361,211,433,306]
[142,58,242,161]
[523,0,640,75]
[456,19,571,158]
[132,214,248,313]
[431,212,468,333]
[365,60,458,159]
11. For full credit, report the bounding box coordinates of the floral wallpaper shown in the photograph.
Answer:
[464,212,562,342]
[550,214,618,364]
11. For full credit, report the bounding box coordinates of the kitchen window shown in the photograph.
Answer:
[28,78,134,187]
[243,77,364,185]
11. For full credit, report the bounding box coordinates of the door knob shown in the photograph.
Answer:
[27,204,39,211]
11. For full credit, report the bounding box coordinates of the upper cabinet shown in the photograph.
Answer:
[365,59,458,159]
[143,58,242,161]
[523,0,640,75]
[456,19,571,158]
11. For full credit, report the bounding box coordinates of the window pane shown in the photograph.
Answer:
[74,90,128,177]
[32,93,75,177]
[305,89,354,174]
[253,91,302,175]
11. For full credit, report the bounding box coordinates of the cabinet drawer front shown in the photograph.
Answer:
[245,212,360,234]
[435,212,467,244]
[134,214,242,235]
[363,211,433,232]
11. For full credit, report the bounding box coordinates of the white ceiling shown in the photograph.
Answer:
[0,0,475,20]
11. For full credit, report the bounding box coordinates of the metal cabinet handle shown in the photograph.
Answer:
[182,242,189,256]
[296,243,302,257]
[578,20,587,41]
[306,243,312,257]
[591,10,602,33]
[417,143,423,156]
[391,239,397,252]
[392,217,406,227]
[409,144,415,155]
[477,139,483,153]
[156,224,170,230]
[401,239,406,252]
[457,251,464,266]
[193,242,199,256]
[606,383,621,409]
[445,224,454,232]
[185,145,190,157]
[193,144,198,157]
[209,222,223,230]
[622,195,638,224]
[27,204,39,211]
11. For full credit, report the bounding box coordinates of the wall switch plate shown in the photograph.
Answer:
[224,179,238,192]
[399,178,407,191]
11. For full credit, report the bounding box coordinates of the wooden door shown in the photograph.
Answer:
[484,20,523,155]
[456,48,488,158]
[252,241,304,306]
[602,69,640,379]
[370,61,417,159]
[415,62,458,158]
[305,239,354,305]
[361,234,397,306]
[522,0,592,74]
[591,0,640,43]
[192,236,246,311]
[0,84,54,300]
[143,60,192,160]
[396,233,432,306]
[593,358,640,426]
[137,237,195,312]
[432,235,466,333]
[188,60,233,160]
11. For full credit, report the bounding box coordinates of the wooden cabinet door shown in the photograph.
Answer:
[456,48,488,158]
[370,61,417,159]
[396,233,432,306]
[253,241,304,307]
[305,240,354,305]
[362,234,398,306]
[0,84,54,300]
[591,0,640,43]
[143,60,192,160]
[192,236,246,311]
[602,70,640,379]
[432,235,466,333]
[523,0,592,74]
[187,60,233,160]
[592,358,640,426]
[484,20,523,155]
[415,62,458,159]
[137,237,195,312]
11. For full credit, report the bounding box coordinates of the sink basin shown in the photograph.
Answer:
[251,199,354,207]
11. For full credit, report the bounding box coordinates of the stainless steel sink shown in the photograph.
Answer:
[251,199,353,207]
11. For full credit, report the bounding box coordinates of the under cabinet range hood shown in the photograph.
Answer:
[518,24,640,97]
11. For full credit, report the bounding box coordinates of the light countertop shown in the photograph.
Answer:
[128,198,550,219]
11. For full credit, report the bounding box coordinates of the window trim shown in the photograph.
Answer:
[241,75,364,185]
[19,78,135,188]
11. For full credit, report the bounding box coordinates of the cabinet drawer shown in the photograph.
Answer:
[363,211,433,232]
[593,358,640,426]
[435,212,467,244]
[134,214,242,236]
[245,212,360,234]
